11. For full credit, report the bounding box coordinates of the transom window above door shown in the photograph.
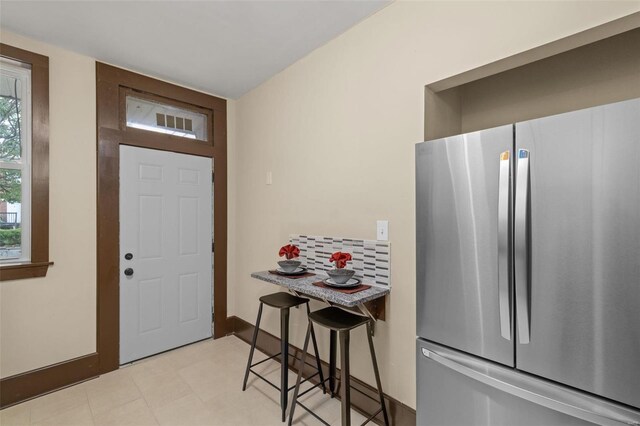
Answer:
[125,94,210,142]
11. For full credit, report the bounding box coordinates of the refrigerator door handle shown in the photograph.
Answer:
[420,346,640,426]
[498,150,511,340]
[515,149,531,344]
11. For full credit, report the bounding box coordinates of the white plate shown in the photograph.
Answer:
[323,278,361,288]
[276,267,307,275]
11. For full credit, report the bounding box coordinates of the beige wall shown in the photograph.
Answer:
[231,1,640,408]
[0,30,97,378]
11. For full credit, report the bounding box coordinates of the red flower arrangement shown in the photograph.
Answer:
[279,244,300,260]
[329,251,352,269]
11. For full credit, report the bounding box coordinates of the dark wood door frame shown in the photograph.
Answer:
[96,63,228,374]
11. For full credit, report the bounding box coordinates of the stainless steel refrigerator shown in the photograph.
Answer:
[415,98,640,426]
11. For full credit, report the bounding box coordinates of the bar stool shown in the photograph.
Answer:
[288,307,389,426]
[242,292,326,422]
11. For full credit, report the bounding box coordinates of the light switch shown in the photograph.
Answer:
[377,220,389,241]
[266,171,272,185]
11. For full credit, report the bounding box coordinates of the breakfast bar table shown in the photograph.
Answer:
[250,270,390,326]
[250,270,390,425]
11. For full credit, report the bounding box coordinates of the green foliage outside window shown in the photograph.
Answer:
[0,228,21,246]
[0,92,22,204]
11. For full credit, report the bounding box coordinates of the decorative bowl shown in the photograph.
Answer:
[326,268,355,284]
[278,260,302,272]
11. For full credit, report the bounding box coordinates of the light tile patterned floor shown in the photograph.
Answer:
[0,336,366,426]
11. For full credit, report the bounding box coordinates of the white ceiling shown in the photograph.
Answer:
[0,1,389,99]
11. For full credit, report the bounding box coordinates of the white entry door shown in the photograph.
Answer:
[119,145,212,364]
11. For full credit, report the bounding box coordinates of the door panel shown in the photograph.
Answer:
[139,278,162,333]
[120,145,212,364]
[179,273,199,323]
[416,125,514,366]
[139,195,163,258]
[178,196,199,255]
[515,98,640,408]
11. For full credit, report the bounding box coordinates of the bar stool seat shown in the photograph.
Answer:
[308,307,370,331]
[259,292,309,309]
[289,307,389,426]
[242,292,326,422]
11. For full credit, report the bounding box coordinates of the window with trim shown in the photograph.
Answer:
[0,58,31,262]
[0,44,50,280]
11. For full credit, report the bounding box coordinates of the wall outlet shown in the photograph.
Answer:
[377,220,389,241]
[266,171,272,185]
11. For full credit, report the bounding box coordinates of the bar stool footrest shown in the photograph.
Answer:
[286,371,321,391]
[250,352,317,370]
[360,407,383,426]
[295,401,331,426]
[249,352,281,368]
[293,376,330,396]
[247,368,281,392]
[248,367,326,395]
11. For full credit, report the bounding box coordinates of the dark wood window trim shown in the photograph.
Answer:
[0,44,51,281]
[96,63,227,374]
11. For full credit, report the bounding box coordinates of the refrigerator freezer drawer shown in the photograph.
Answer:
[416,339,640,426]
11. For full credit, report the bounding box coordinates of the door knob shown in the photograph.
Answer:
[124,268,134,276]
[124,253,133,260]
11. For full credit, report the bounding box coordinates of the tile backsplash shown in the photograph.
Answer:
[289,235,390,287]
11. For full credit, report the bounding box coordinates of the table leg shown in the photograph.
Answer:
[339,330,351,426]
[329,329,337,397]
[280,308,290,422]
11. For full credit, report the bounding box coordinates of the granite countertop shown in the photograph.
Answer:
[251,271,389,307]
